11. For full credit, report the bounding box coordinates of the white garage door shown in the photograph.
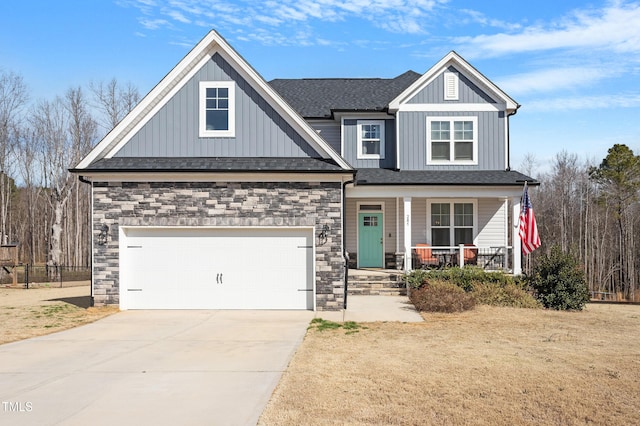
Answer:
[119,227,314,310]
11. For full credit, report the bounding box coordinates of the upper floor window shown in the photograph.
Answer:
[357,120,385,159]
[426,117,477,165]
[199,81,235,137]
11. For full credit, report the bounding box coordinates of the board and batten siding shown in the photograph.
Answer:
[397,110,505,171]
[342,119,396,169]
[116,53,320,158]
[407,66,497,104]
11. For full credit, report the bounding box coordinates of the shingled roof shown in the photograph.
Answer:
[355,169,539,186]
[269,71,421,118]
[75,157,347,173]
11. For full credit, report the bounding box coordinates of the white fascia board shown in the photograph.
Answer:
[345,184,524,199]
[388,51,519,113]
[76,30,352,171]
[76,31,219,169]
[398,103,502,112]
[78,171,354,183]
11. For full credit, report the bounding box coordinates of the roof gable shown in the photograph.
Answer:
[388,51,519,112]
[75,30,351,170]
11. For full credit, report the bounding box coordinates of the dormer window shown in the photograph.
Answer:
[444,72,459,100]
[357,120,385,159]
[199,81,235,137]
[426,117,478,164]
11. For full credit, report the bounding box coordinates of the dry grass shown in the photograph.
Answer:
[260,303,640,425]
[0,286,118,345]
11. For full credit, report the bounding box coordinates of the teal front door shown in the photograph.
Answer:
[358,212,383,268]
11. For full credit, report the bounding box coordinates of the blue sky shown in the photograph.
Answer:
[2,0,640,173]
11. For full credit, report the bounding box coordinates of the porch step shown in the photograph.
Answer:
[347,270,407,296]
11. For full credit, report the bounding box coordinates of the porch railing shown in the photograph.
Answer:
[408,245,512,272]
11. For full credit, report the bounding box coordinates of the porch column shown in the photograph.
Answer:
[404,197,412,272]
[512,196,522,275]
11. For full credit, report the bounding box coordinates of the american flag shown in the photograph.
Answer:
[519,183,541,255]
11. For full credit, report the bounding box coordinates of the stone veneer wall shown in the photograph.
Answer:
[92,181,344,310]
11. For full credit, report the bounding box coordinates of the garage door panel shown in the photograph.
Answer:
[120,228,313,310]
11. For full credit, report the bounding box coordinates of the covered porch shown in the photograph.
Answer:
[345,176,529,275]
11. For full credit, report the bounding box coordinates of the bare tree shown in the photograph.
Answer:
[90,78,140,131]
[30,87,97,273]
[0,71,28,244]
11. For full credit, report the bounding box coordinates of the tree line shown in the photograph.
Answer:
[522,145,640,301]
[2,68,639,300]
[0,70,139,269]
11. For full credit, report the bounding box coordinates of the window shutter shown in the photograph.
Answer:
[444,72,459,100]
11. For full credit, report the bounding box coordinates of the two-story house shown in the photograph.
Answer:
[72,30,535,311]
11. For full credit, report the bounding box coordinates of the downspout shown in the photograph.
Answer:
[505,107,520,171]
[342,176,356,310]
[78,175,94,307]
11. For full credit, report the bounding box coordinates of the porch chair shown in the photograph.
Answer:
[413,243,440,269]
[462,244,478,266]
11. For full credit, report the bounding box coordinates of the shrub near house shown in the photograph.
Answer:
[405,267,541,312]
[528,246,590,310]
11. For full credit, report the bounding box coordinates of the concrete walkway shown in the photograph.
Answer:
[316,295,424,323]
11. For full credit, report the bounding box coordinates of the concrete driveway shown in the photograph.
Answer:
[0,310,314,426]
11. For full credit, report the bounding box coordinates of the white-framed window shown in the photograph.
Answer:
[357,120,385,159]
[199,81,235,138]
[426,116,478,164]
[444,72,459,100]
[428,200,476,247]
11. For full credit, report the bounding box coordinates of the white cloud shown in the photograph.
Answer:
[123,0,449,44]
[164,9,191,23]
[524,94,640,112]
[139,18,171,29]
[458,9,522,31]
[496,67,615,96]
[456,2,640,58]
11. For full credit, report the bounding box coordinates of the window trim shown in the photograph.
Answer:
[199,81,235,138]
[427,199,477,247]
[356,120,385,160]
[426,116,478,165]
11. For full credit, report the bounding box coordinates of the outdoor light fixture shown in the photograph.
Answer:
[318,224,330,246]
[97,224,110,246]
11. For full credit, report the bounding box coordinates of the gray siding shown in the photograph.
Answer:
[342,119,396,168]
[408,66,496,104]
[309,120,341,154]
[398,111,505,170]
[117,53,320,158]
